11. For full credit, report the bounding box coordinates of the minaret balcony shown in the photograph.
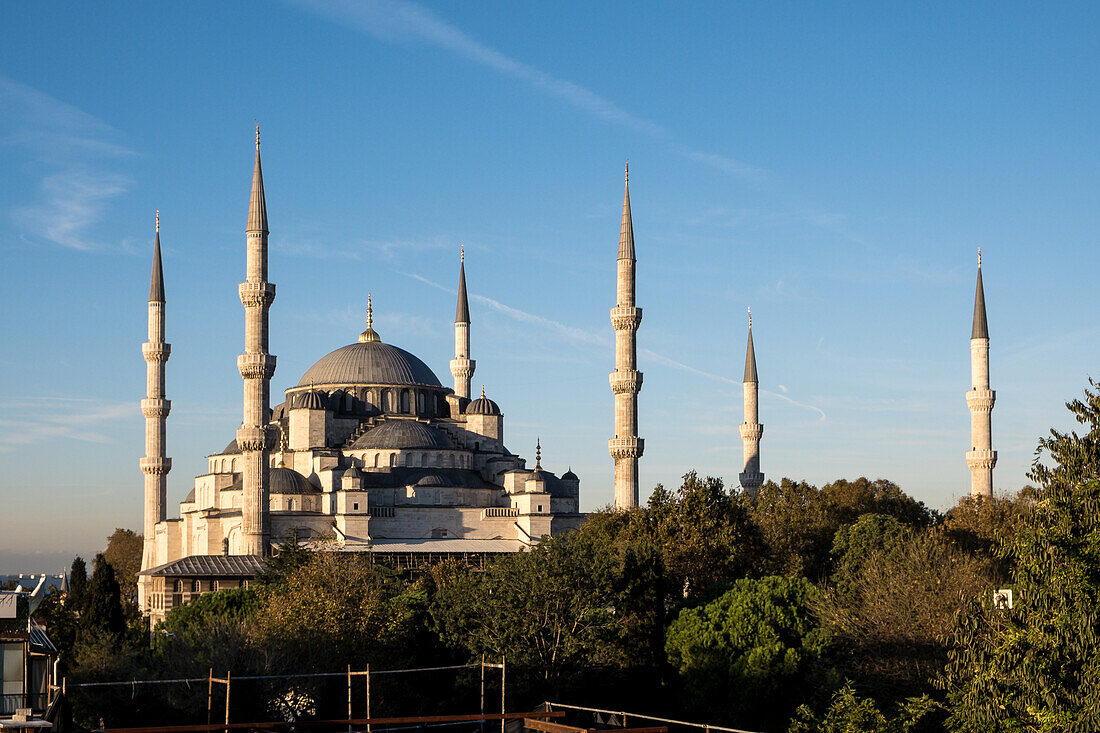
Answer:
[966,389,996,412]
[449,358,475,378]
[141,398,172,418]
[140,457,172,475]
[238,353,277,379]
[236,425,275,452]
[738,471,764,489]
[609,436,644,459]
[238,281,276,308]
[966,449,998,470]
[739,423,763,440]
[609,371,643,394]
[610,306,642,330]
[142,343,171,363]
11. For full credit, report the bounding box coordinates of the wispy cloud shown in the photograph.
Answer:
[0,397,134,452]
[0,76,135,251]
[401,269,828,420]
[274,234,451,262]
[289,0,766,182]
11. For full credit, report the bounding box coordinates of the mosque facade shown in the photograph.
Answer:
[138,133,582,621]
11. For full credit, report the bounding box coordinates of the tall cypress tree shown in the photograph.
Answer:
[68,556,87,609]
[82,553,124,636]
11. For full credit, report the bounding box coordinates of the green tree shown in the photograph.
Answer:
[648,471,764,599]
[68,556,87,609]
[942,491,1032,582]
[102,528,143,615]
[81,553,125,636]
[818,526,991,700]
[942,380,1100,731]
[665,576,829,730]
[789,682,937,733]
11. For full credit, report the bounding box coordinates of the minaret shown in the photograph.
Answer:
[609,163,644,509]
[236,125,277,555]
[966,248,996,497]
[449,246,475,400]
[140,211,171,571]
[739,308,764,496]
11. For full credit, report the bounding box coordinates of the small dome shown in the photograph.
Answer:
[296,389,326,410]
[416,474,446,487]
[220,439,241,455]
[561,469,578,481]
[299,341,442,388]
[466,393,501,415]
[343,464,363,480]
[270,466,319,495]
[351,420,455,450]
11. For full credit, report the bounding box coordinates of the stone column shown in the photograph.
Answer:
[140,212,171,582]
[739,310,764,496]
[966,252,996,497]
[609,164,643,509]
[237,127,276,555]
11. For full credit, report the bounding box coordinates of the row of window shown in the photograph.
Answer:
[171,579,251,593]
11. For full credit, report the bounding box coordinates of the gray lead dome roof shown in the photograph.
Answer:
[298,341,442,388]
[351,420,455,450]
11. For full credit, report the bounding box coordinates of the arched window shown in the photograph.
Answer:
[417,392,425,413]
[288,499,294,511]
[400,389,410,413]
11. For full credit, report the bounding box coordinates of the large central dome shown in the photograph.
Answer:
[297,341,442,388]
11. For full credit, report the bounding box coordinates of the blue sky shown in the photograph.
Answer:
[1,1,1098,572]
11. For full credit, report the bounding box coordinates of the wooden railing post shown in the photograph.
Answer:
[347,664,353,733]
[224,670,231,733]
[500,656,506,733]
[206,668,213,728]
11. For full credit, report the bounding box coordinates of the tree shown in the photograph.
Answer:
[942,492,1031,582]
[941,380,1100,731]
[81,553,125,637]
[102,529,143,614]
[68,556,88,609]
[648,472,764,599]
[665,576,829,730]
[817,525,991,700]
[789,683,937,733]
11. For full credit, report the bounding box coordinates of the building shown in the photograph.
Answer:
[138,131,583,621]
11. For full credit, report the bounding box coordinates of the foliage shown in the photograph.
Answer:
[818,526,992,701]
[665,576,829,730]
[647,471,765,599]
[69,555,88,608]
[942,380,1100,731]
[153,588,262,675]
[82,553,125,637]
[942,492,1032,582]
[751,478,936,581]
[789,682,938,733]
[103,528,143,615]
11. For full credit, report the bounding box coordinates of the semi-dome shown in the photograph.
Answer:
[298,341,442,388]
[270,466,319,495]
[351,420,455,450]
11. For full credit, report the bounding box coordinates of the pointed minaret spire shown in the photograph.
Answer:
[972,248,989,339]
[619,162,635,260]
[140,213,172,608]
[739,307,764,497]
[237,125,277,557]
[610,163,643,509]
[149,210,165,302]
[247,124,268,235]
[966,248,996,497]
[450,247,476,399]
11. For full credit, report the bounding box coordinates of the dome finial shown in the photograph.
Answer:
[481,384,486,399]
[277,429,288,468]
[625,160,629,182]
[359,293,380,343]
[460,244,465,264]
[747,306,752,329]
[255,122,260,150]
[535,437,542,471]
[977,246,982,268]
[155,209,160,234]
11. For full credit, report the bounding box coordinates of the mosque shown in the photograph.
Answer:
[137,129,997,621]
